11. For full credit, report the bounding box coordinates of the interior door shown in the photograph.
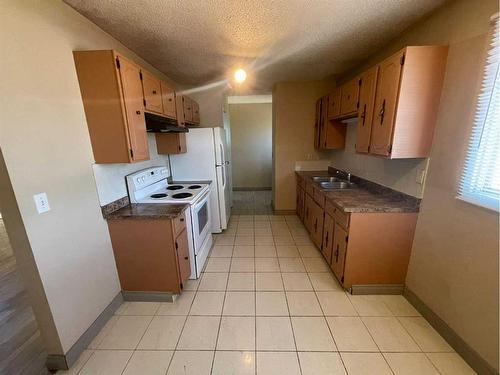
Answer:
[160,81,177,119]
[117,56,149,162]
[356,66,379,153]
[141,70,163,114]
[322,213,334,264]
[331,223,348,282]
[369,50,404,156]
[175,229,191,288]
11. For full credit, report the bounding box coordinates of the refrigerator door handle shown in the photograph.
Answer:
[221,165,226,188]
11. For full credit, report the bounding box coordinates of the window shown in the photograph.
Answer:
[458,14,500,211]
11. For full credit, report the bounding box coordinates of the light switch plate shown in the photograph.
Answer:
[33,193,50,214]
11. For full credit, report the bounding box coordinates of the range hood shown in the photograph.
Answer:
[145,112,189,133]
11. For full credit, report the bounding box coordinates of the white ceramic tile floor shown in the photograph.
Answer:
[61,214,477,375]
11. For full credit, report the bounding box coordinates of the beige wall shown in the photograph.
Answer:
[341,0,499,369]
[273,81,335,210]
[330,126,429,197]
[0,0,179,356]
[188,84,226,127]
[229,103,272,189]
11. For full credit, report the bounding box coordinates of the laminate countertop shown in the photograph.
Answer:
[106,203,189,220]
[296,169,420,213]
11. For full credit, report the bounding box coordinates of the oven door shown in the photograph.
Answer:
[191,189,211,253]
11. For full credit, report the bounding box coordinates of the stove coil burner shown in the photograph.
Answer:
[150,193,168,199]
[188,185,202,189]
[166,185,184,190]
[172,192,193,199]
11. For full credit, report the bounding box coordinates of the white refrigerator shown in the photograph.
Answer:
[169,127,231,233]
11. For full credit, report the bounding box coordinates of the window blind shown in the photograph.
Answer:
[458,13,500,211]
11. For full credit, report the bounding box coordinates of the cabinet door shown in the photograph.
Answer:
[356,66,379,153]
[175,229,191,288]
[192,101,200,124]
[369,51,404,156]
[304,194,314,232]
[141,70,163,114]
[160,81,177,119]
[318,96,328,148]
[331,223,348,282]
[183,96,193,123]
[314,99,322,148]
[340,79,360,115]
[322,214,334,264]
[155,133,187,154]
[117,56,149,162]
[310,199,324,249]
[327,88,341,119]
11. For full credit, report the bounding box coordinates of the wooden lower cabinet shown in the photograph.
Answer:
[322,213,334,264]
[296,185,305,221]
[107,212,190,294]
[298,183,417,289]
[331,223,348,282]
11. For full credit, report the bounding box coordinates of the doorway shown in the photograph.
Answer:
[228,96,273,214]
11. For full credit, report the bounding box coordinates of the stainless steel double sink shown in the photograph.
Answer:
[311,176,356,190]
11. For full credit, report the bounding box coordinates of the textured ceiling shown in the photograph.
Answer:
[65,0,446,93]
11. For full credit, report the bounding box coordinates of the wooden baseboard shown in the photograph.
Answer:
[404,287,498,375]
[46,292,123,370]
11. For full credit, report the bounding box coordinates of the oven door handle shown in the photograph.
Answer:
[193,189,210,211]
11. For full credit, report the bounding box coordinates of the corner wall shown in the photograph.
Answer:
[272,81,335,210]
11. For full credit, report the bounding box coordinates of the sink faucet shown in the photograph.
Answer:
[336,169,351,182]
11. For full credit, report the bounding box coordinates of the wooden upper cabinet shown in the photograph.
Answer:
[141,69,163,114]
[73,50,149,163]
[192,101,200,124]
[155,133,187,154]
[355,66,379,153]
[369,50,404,156]
[183,96,193,123]
[327,88,341,119]
[369,46,448,158]
[339,78,360,116]
[315,96,346,150]
[160,81,177,119]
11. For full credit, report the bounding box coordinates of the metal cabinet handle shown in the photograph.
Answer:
[335,245,340,262]
[136,110,141,115]
[325,232,329,248]
[360,104,367,126]
[184,256,188,260]
[180,218,184,222]
[314,219,318,232]
[379,99,386,125]
[152,90,157,94]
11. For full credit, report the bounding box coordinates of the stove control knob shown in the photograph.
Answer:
[136,177,141,183]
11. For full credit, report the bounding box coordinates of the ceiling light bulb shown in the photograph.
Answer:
[234,68,247,83]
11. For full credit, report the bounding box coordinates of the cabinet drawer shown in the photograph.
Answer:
[173,212,187,236]
[313,186,325,207]
[325,201,350,228]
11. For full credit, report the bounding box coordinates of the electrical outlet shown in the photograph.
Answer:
[33,193,50,214]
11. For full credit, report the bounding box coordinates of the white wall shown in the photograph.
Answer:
[330,125,429,197]
[92,135,170,205]
[0,0,178,355]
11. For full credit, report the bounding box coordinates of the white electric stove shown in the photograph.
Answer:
[126,166,213,279]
